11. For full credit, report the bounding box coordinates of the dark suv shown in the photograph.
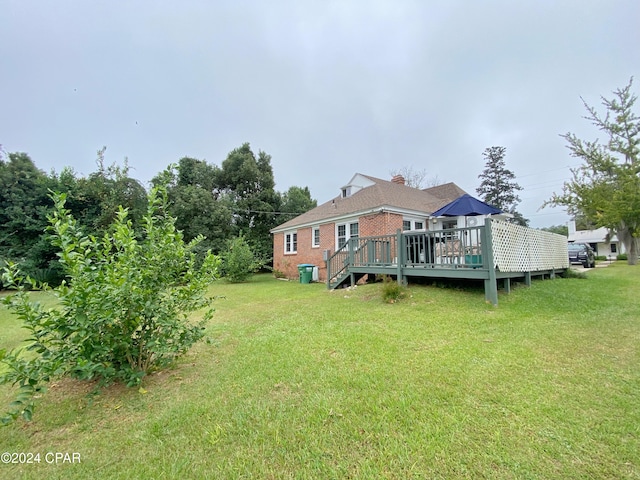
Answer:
[568,243,596,268]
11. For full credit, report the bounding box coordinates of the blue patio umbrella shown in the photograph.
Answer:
[431,194,502,217]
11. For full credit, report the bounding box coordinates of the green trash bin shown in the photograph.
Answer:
[297,264,315,284]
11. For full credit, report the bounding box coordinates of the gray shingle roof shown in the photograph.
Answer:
[423,182,467,200]
[272,174,467,232]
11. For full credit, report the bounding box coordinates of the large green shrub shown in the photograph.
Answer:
[222,235,257,283]
[0,186,220,424]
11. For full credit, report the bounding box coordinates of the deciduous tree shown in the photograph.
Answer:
[155,158,233,256]
[540,224,568,237]
[214,143,280,263]
[389,166,443,189]
[279,186,317,223]
[390,166,428,188]
[545,79,640,265]
[1,185,220,423]
[0,152,56,280]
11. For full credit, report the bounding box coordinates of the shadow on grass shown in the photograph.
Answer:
[408,276,486,294]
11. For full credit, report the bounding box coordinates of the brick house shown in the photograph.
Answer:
[270,173,467,281]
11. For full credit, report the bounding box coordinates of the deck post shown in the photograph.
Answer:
[395,229,405,285]
[348,238,355,268]
[482,218,498,305]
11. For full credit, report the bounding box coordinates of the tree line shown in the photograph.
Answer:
[3,76,638,281]
[0,142,317,284]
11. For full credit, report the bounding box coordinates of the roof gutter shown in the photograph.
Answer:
[270,206,432,234]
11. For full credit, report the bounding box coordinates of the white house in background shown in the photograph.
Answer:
[567,220,625,257]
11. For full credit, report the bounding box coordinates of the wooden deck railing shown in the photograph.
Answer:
[327,226,486,288]
[326,233,400,288]
[403,226,484,268]
[326,220,569,304]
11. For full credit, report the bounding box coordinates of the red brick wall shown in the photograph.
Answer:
[273,224,334,281]
[273,214,403,282]
[273,231,298,280]
[360,211,403,237]
[273,231,285,271]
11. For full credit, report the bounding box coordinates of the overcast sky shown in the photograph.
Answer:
[2,1,638,228]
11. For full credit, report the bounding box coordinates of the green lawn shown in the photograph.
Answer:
[1,264,639,479]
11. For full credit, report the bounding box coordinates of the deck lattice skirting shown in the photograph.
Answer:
[490,221,569,272]
[327,218,569,305]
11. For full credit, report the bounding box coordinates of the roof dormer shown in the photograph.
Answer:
[340,173,375,198]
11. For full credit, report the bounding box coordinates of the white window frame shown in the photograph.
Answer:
[442,219,458,230]
[403,217,427,231]
[284,231,297,254]
[336,221,359,249]
[312,226,320,248]
[337,224,347,249]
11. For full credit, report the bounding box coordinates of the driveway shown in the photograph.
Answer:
[570,262,611,272]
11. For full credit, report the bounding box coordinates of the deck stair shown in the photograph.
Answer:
[329,270,366,290]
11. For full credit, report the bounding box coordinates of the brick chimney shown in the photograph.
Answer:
[391,175,405,185]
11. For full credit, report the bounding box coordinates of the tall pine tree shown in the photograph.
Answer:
[476,146,528,226]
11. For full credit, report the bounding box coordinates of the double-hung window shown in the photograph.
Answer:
[285,232,297,254]
[312,226,320,248]
[337,221,359,249]
[337,225,347,248]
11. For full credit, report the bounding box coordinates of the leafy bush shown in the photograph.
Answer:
[221,235,257,283]
[380,276,407,303]
[617,253,628,261]
[0,186,220,424]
